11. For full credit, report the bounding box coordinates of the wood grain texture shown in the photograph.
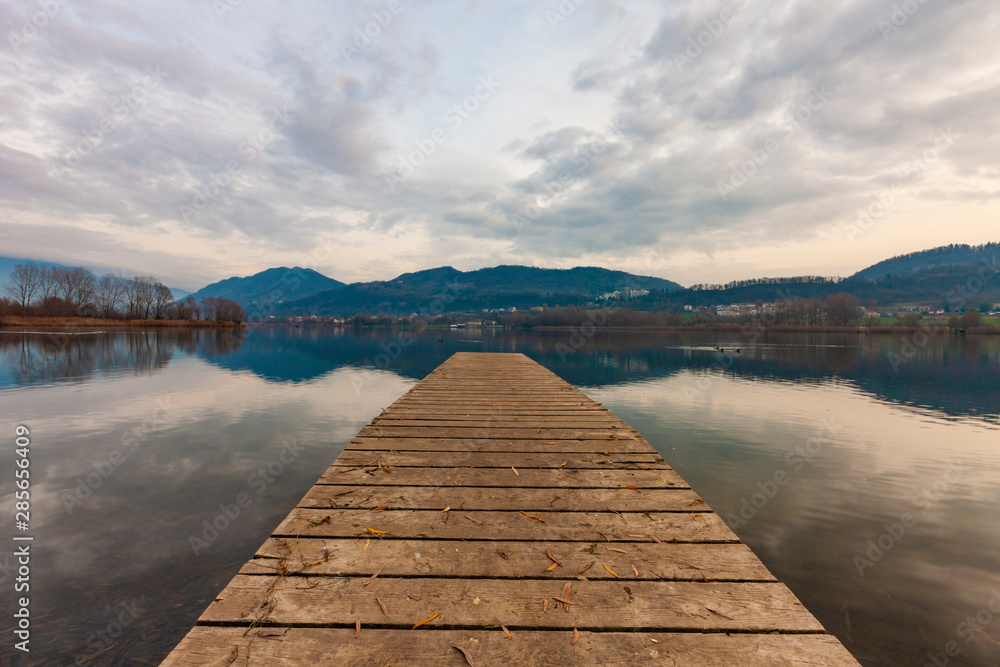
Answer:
[332,450,665,469]
[347,437,652,453]
[372,416,627,427]
[272,508,736,542]
[198,575,823,632]
[162,352,859,666]
[162,628,860,667]
[299,485,699,512]
[317,466,686,488]
[245,538,776,581]
[358,425,637,439]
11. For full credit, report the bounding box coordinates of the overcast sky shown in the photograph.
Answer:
[1,0,998,290]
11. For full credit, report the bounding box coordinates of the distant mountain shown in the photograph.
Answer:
[169,287,193,301]
[0,256,71,282]
[187,267,345,311]
[386,265,680,295]
[278,265,682,317]
[633,242,1000,312]
[852,243,1000,281]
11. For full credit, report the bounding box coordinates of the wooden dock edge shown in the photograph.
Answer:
[161,352,859,666]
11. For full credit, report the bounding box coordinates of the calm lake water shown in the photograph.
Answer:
[1,326,998,666]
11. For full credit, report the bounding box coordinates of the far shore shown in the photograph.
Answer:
[530,324,1000,334]
[253,322,1000,335]
[2,317,997,335]
[0,316,244,330]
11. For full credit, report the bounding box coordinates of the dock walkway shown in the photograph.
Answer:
[162,352,859,665]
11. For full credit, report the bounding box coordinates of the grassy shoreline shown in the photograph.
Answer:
[0,316,243,329]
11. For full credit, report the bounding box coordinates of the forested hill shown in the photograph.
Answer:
[187,267,344,306]
[278,265,681,317]
[852,243,999,281]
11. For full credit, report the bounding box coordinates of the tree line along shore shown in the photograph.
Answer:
[1,264,244,326]
[4,263,996,333]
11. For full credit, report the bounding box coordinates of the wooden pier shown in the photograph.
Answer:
[162,352,859,665]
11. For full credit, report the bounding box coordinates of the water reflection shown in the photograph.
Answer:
[200,328,1000,425]
[0,329,245,388]
[0,327,998,665]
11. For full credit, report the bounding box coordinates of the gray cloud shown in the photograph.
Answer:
[1,0,998,287]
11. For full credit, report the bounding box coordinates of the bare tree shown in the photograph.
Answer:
[229,300,246,325]
[52,267,96,313]
[824,292,861,326]
[52,267,71,303]
[960,309,982,330]
[152,282,174,319]
[37,266,57,302]
[213,297,245,324]
[129,276,158,319]
[180,296,201,321]
[94,273,126,318]
[71,268,96,312]
[122,277,140,318]
[200,296,217,322]
[3,263,42,308]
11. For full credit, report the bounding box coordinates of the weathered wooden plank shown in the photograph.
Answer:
[161,627,860,667]
[359,425,636,439]
[415,379,575,385]
[373,417,626,427]
[332,451,665,469]
[394,396,590,402]
[381,409,613,418]
[388,397,604,403]
[245,538,775,581]
[347,437,653,453]
[409,389,586,395]
[388,397,603,404]
[163,351,857,666]
[383,408,614,415]
[299,485,699,512]
[318,466,685,488]
[273,508,735,542]
[199,575,822,632]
